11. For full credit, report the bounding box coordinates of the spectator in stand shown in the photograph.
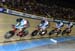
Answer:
[0,0,74,21]
[1,0,6,5]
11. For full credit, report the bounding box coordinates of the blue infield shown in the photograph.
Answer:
[0,36,75,51]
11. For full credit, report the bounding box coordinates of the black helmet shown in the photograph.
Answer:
[57,21,60,24]
[16,18,23,22]
[41,20,45,24]
[68,21,70,25]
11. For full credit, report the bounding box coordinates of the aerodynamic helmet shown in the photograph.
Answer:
[16,18,23,22]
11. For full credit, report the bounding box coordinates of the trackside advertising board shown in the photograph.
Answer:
[5,9,75,25]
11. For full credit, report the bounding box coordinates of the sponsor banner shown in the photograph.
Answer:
[0,7,6,12]
[55,19,75,25]
[5,9,75,25]
[6,9,23,16]
[5,9,45,20]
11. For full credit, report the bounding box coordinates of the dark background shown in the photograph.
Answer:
[35,0,75,8]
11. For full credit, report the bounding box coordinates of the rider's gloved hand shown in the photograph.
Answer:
[12,24,15,29]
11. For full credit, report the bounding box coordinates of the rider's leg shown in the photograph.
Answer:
[70,25,73,29]
[39,26,47,35]
[17,28,25,36]
[56,28,61,36]
[66,28,71,35]
[17,28,23,34]
[40,26,47,31]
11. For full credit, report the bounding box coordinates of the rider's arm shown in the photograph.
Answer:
[39,24,43,27]
[15,23,21,27]
[15,20,25,28]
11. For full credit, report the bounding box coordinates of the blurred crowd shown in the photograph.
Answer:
[0,0,75,21]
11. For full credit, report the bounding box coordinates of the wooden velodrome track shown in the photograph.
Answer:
[0,13,75,44]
